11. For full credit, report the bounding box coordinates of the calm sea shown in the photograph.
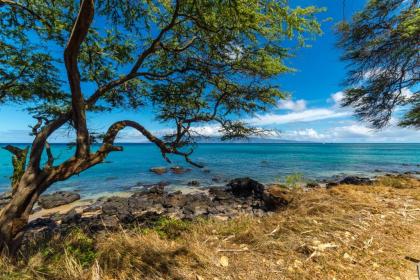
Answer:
[0,143,419,196]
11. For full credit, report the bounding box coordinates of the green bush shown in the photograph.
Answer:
[64,230,97,268]
[152,218,191,239]
[284,172,305,189]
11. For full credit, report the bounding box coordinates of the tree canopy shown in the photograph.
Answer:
[1,0,322,147]
[337,0,419,128]
[0,0,322,253]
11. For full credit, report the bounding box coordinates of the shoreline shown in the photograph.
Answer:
[32,168,420,200]
[0,171,418,222]
[3,173,420,280]
[1,172,418,234]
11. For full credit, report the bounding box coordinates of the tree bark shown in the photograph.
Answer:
[0,171,49,255]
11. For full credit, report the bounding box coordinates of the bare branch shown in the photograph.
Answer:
[64,0,94,158]
[44,142,54,168]
[98,120,203,168]
[28,113,70,172]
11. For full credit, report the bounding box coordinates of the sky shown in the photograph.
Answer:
[0,0,419,143]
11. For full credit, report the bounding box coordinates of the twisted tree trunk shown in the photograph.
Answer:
[0,171,50,255]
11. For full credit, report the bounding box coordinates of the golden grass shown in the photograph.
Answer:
[1,175,419,280]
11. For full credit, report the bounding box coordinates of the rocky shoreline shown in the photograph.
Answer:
[0,172,417,248]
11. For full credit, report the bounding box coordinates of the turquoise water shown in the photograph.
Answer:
[0,143,419,196]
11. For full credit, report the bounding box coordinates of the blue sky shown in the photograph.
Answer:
[0,0,419,143]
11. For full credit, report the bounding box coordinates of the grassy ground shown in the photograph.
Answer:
[1,175,419,280]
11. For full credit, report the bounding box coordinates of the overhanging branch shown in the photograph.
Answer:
[98,120,203,168]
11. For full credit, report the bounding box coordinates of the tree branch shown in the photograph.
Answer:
[64,0,94,159]
[2,145,28,194]
[86,0,181,107]
[0,0,52,29]
[44,142,54,168]
[28,113,70,172]
[98,120,203,168]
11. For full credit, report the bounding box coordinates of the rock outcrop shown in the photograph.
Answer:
[150,167,167,175]
[326,176,373,189]
[227,177,265,198]
[24,178,292,244]
[38,191,81,209]
[339,176,373,185]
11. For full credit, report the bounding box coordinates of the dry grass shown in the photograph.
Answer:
[1,175,419,280]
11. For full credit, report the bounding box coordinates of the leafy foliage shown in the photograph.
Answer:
[0,1,324,252]
[337,0,419,128]
[64,230,97,268]
[151,217,192,239]
[284,172,305,188]
[1,0,322,140]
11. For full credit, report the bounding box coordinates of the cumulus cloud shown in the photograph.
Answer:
[278,123,420,143]
[330,124,373,138]
[249,91,354,126]
[330,91,344,105]
[281,128,326,141]
[277,99,307,112]
[249,109,350,126]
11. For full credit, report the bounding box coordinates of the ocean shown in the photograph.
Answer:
[0,143,419,197]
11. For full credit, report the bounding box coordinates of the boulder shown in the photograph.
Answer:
[61,209,81,224]
[227,177,265,198]
[209,188,232,201]
[38,191,81,209]
[22,218,58,247]
[170,166,191,174]
[128,187,165,217]
[145,184,165,195]
[163,191,188,208]
[339,176,373,186]
[101,196,133,222]
[182,193,212,218]
[150,167,167,175]
[87,215,120,231]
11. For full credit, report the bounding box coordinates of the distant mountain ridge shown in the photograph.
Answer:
[1,137,314,145]
[191,136,315,143]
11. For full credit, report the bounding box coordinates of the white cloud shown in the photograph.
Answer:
[249,109,350,125]
[281,128,326,140]
[330,124,373,138]
[189,125,222,136]
[249,92,354,126]
[278,99,307,112]
[271,122,420,143]
[330,91,344,105]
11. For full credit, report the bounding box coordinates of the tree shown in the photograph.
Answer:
[337,0,419,128]
[0,0,321,254]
